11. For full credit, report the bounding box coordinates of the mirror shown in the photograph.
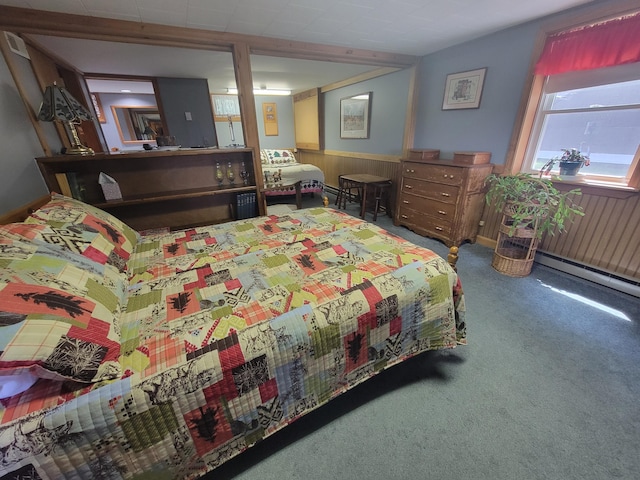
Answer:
[111,106,163,143]
[26,33,384,150]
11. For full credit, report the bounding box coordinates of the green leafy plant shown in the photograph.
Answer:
[540,148,590,175]
[485,173,585,238]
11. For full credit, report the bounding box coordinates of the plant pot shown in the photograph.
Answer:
[559,161,582,176]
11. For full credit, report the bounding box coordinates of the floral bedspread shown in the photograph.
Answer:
[0,207,465,480]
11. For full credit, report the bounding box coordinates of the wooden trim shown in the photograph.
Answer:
[322,150,401,163]
[626,144,640,190]
[0,32,51,156]
[0,194,50,224]
[321,67,402,93]
[475,235,497,250]
[403,63,419,155]
[230,42,264,216]
[505,0,640,178]
[0,6,418,68]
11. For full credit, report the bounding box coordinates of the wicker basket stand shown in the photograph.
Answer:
[491,202,542,277]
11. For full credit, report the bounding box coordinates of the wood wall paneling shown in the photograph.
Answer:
[480,189,640,280]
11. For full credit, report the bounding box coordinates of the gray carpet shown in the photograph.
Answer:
[205,194,640,480]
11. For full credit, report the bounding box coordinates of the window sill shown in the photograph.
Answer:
[543,176,640,198]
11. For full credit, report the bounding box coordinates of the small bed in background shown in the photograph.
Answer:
[0,194,465,480]
[260,149,325,198]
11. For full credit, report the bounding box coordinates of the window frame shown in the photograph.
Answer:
[505,2,640,192]
[521,72,640,186]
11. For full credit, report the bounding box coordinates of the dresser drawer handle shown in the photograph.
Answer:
[443,174,454,179]
[441,192,450,197]
[401,214,408,219]
[405,185,413,189]
[438,210,447,215]
[435,226,444,231]
[406,169,415,173]
[403,200,410,204]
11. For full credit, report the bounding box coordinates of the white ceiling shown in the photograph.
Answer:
[3,0,595,93]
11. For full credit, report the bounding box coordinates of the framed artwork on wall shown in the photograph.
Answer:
[262,102,278,136]
[442,68,487,110]
[90,93,106,123]
[340,92,372,139]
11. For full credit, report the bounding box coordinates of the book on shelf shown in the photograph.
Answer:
[55,173,73,197]
[236,192,256,220]
[54,172,85,201]
[67,172,85,201]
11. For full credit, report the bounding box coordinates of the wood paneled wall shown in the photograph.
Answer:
[298,150,400,189]
[479,189,640,280]
[298,150,401,209]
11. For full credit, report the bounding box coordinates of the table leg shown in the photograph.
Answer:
[360,184,368,219]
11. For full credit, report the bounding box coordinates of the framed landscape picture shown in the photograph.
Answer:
[442,68,487,110]
[340,92,372,138]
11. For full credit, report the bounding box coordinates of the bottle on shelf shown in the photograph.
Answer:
[215,162,224,186]
[240,161,249,186]
[227,161,235,184]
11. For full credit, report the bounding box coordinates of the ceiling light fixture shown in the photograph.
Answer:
[226,88,291,96]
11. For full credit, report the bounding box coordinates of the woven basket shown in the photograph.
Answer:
[492,248,535,277]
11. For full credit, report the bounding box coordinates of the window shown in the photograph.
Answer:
[522,62,640,185]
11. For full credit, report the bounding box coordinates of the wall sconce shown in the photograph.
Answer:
[38,82,95,155]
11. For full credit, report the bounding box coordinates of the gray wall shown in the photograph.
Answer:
[155,77,217,148]
[0,48,49,212]
[414,21,541,164]
[324,68,411,155]
[256,95,295,149]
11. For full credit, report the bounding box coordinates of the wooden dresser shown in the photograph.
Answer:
[394,158,493,247]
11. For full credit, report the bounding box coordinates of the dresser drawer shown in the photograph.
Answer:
[398,193,457,220]
[401,177,459,203]
[401,162,463,186]
[397,206,452,237]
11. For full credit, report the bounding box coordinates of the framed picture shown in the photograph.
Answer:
[262,102,278,136]
[442,68,487,110]
[90,93,106,123]
[340,92,372,139]
[211,94,241,122]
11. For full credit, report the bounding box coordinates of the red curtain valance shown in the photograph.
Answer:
[534,13,640,75]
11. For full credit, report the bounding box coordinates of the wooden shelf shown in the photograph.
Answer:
[36,149,263,230]
[95,185,257,208]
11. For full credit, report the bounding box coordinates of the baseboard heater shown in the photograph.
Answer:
[535,250,640,298]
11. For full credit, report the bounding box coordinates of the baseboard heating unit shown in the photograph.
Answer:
[535,251,640,298]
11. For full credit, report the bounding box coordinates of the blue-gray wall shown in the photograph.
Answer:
[324,68,411,155]
[414,21,541,164]
[256,95,295,149]
[0,48,48,212]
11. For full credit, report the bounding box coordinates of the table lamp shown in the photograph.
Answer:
[38,82,95,155]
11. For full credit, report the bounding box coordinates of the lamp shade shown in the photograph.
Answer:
[38,83,93,122]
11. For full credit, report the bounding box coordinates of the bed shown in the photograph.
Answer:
[260,149,325,197]
[0,194,465,480]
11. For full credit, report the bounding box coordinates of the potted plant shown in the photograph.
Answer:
[484,173,584,276]
[540,148,590,176]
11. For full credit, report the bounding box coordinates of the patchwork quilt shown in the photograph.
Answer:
[0,197,465,480]
[260,149,325,195]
